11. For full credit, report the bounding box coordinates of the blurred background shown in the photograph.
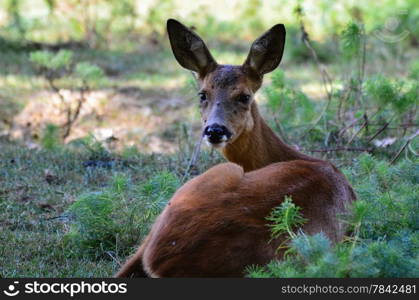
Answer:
[0,0,418,277]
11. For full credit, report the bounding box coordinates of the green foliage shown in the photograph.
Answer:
[248,155,419,278]
[65,191,115,256]
[5,0,25,37]
[266,196,307,240]
[409,61,419,80]
[30,50,104,85]
[265,70,316,129]
[41,123,61,150]
[145,0,176,36]
[365,75,397,107]
[290,233,332,262]
[30,50,73,71]
[78,134,110,161]
[346,155,418,240]
[262,22,416,159]
[365,76,417,114]
[64,171,180,258]
[341,22,363,59]
[74,62,105,84]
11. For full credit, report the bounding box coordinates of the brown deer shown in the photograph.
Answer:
[115,19,356,277]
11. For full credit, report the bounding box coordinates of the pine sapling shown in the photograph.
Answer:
[266,196,307,252]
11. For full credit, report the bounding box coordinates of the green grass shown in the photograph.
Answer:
[0,140,224,277]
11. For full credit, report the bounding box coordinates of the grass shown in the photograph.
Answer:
[0,140,224,277]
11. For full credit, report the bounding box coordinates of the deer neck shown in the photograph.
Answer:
[222,103,314,172]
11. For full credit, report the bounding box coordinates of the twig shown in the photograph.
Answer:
[363,112,369,134]
[180,72,203,182]
[337,85,351,123]
[390,130,419,165]
[306,147,373,153]
[62,83,89,139]
[297,13,333,138]
[46,75,88,139]
[43,215,69,221]
[362,123,417,128]
[338,114,365,137]
[46,75,66,105]
[299,24,333,101]
[408,143,418,156]
[273,115,289,143]
[355,25,367,107]
[182,134,203,182]
[105,251,122,266]
[338,109,381,138]
[367,121,391,143]
[189,71,200,91]
[346,118,368,146]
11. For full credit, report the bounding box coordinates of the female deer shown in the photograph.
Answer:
[115,19,356,277]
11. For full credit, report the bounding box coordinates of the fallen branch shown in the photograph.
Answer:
[390,130,419,165]
[346,117,368,146]
[338,114,365,137]
[367,121,391,143]
[338,109,381,138]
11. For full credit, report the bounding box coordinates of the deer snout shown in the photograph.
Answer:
[203,123,232,146]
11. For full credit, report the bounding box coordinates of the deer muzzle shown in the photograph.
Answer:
[203,123,232,147]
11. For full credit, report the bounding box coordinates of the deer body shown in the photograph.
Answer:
[115,19,356,277]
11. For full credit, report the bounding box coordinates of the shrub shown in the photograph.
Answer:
[340,22,363,59]
[266,196,307,241]
[74,62,105,87]
[41,123,61,150]
[63,171,180,258]
[30,50,73,71]
[30,50,105,141]
[248,155,419,277]
[265,70,317,130]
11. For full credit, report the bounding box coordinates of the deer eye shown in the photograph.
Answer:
[198,92,207,102]
[237,94,251,104]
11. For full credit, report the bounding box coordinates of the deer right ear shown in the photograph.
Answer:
[243,24,286,76]
[167,19,217,77]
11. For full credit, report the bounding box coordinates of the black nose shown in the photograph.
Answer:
[204,124,231,144]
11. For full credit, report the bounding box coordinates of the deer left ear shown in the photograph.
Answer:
[243,24,286,76]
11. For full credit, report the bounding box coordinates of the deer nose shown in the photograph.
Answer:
[204,124,231,144]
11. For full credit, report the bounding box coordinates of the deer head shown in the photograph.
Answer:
[167,19,286,148]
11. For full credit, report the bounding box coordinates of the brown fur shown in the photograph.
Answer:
[222,102,317,171]
[115,19,356,278]
[116,161,354,277]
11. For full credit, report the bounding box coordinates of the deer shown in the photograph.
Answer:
[115,19,356,277]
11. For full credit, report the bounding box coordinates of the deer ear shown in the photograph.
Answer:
[167,19,217,77]
[243,24,286,76]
